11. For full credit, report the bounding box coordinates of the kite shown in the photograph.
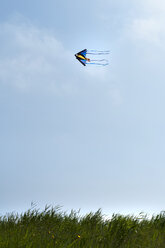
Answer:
[75,49,109,66]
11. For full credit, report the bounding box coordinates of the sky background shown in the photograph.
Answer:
[1,0,165,217]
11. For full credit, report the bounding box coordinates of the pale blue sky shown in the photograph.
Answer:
[1,0,165,216]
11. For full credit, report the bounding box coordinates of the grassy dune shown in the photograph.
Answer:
[0,206,165,247]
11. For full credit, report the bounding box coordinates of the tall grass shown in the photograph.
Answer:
[0,206,165,247]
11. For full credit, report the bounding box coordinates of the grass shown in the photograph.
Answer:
[0,205,165,247]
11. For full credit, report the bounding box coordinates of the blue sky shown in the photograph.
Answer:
[1,0,165,216]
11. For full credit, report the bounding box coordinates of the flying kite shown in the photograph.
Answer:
[75,49,109,66]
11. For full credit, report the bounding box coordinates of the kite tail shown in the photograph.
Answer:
[86,59,109,66]
[87,50,110,55]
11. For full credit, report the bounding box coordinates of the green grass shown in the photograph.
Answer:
[0,206,165,247]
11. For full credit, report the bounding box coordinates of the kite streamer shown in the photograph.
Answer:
[86,59,109,66]
[87,50,110,55]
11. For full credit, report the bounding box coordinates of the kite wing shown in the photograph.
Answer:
[77,59,86,66]
[77,49,87,57]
